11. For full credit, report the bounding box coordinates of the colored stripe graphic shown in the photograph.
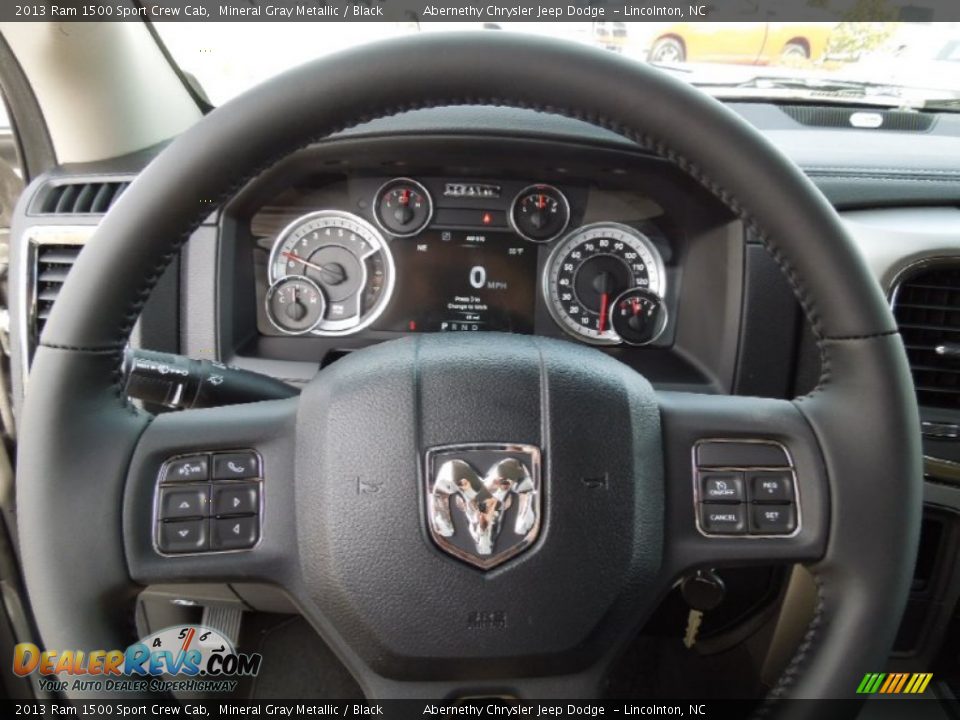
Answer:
[857,672,933,694]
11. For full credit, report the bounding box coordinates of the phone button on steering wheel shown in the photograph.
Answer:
[213,452,260,480]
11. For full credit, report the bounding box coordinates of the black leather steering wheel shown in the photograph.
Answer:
[17,33,922,708]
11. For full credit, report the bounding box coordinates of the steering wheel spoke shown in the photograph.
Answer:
[124,397,299,588]
[657,390,829,576]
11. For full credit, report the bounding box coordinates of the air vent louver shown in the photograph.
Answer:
[35,180,129,215]
[33,243,82,343]
[892,263,960,410]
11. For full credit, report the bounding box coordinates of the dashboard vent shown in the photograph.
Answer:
[33,180,130,215]
[892,262,960,410]
[781,105,935,132]
[32,243,83,345]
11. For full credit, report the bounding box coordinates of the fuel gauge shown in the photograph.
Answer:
[610,288,667,346]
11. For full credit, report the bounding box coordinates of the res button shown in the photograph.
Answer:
[748,472,794,503]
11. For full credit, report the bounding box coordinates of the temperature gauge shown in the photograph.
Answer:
[609,288,667,346]
[510,184,570,243]
[265,276,327,335]
[374,178,433,237]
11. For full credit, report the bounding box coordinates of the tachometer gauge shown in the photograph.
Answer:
[265,276,326,336]
[268,210,395,336]
[544,222,665,345]
[510,184,570,243]
[374,178,433,237]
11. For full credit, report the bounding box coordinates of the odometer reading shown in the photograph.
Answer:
[544,222,665,345]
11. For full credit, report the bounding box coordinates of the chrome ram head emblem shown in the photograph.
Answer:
[424,445,541,570]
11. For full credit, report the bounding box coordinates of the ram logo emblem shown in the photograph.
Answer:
[424,445,541,570]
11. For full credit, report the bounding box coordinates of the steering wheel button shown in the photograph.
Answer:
[163,455,209,482]
[158,519,207,554]
[748,472,794,503]
[159,486,210,520]
[212,483,259,517]
[211,516,259,550]
[699,504,746,534]
[212,452,260,480]
[700,472,744,503]
[696,441,790,468]
[749,504,796,535]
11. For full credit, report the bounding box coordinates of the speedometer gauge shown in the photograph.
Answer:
[268,210,395,336]
[544,223,665,345]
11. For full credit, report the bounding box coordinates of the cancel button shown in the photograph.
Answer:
[699,504,746,534]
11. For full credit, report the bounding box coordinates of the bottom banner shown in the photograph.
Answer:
[5,698,957,720]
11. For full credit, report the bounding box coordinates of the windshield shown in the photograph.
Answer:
[157,21,960,110]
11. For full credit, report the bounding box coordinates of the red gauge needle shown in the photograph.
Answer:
[282,250,326,273]
[537,193,547,210]
[598,292,610,333]
[631,298,641,316]
[400,189,410,206]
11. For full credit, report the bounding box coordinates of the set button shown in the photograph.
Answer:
[750,504,796,534]
[156,451,262,554]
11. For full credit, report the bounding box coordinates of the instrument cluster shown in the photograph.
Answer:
[260,176,672,347]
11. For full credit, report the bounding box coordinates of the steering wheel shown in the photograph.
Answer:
[18,33,921,707]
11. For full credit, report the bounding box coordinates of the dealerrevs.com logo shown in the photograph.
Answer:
[12,625,262,694]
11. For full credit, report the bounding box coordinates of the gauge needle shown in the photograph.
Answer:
[598,292,610,333]
[282,250,326,273]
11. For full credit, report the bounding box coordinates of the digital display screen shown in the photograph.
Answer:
[376,230,538,334]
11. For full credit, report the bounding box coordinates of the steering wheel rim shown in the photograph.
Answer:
[17,32,921,708]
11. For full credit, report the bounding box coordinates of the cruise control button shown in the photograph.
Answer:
[159,485,209,519]
[696,441,789,468]
[212,452,259,480]
[748,472,794,503]
[211,516,259,550]
[700,473,744,503]
[750,504,796,535]
[699,504,746,534]
[164,456,209,482]
[158,519,207,553]
[212,483,259,516]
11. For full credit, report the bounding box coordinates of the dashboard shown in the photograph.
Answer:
[255,177,668,345]
[218,135,741,392]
